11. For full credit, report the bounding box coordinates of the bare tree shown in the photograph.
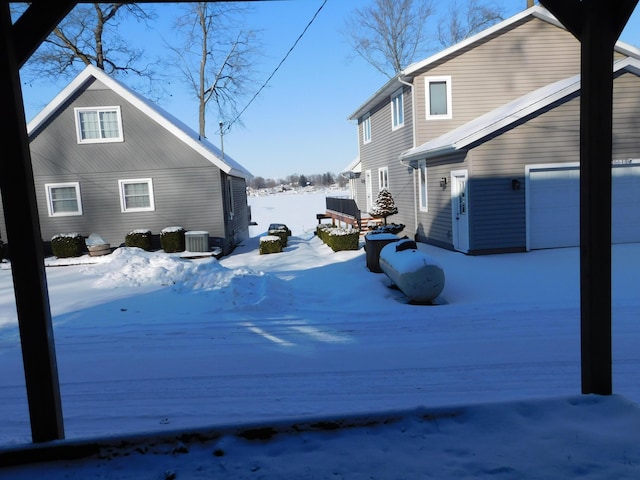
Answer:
[344,0,435,78]
[20,3,156,85]
[437,0,505,48]
[168,2,260,139]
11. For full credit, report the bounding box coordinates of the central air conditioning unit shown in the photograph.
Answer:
[185,231,209,252]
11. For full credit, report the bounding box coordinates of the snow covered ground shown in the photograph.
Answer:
[2,190,640,478]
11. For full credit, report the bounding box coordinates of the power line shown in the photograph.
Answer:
[226,0,328,132]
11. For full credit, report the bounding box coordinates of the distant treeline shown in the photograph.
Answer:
[248,172,347,190]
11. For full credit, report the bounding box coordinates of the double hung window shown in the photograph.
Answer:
[118,178,155,212]
[362,114,371,144]
[75,106,124,143]
[45,182,82,216]
[391,88,404,129]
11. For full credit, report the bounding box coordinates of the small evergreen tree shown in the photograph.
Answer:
[370,188,398,224]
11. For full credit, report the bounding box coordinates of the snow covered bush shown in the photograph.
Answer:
[125,229,153,251]
[316,224,359,251]
[160,226,186,253]
[259,235,282,254]
[268,224,290,247]
[51,232,85,258]
[370,188,398,225]
[326,228,360,252]
[316,224,334,243]
[370,223,405,235]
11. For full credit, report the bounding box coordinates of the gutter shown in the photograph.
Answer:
[400,144,458,165]
[397,76,419,238]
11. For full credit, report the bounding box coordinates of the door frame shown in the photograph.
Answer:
[451,169,470,253]
[365,169,373,212]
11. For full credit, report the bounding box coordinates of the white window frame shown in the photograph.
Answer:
[362,113,372,144]
[74,106,124,144]
[425,76,452,120]
[45,182,83,217]
[378,167,389,191]
[418,160,428,212]
[118,178,155,213]
[390,88,404,130]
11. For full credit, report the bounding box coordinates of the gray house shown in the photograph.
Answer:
[0,64,252,256]
[347,5,640,254]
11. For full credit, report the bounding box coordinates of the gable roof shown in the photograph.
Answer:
[399,57,640,163]
[27,64,253,180]
[348,5,640,121]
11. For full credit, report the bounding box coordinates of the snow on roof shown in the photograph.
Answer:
[400,57,640,163]
[342,156,361,174]
[27,64,253,180]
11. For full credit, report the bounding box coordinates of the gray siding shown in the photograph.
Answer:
[468,96,580,251]
[32,167,225,248]
[415,152,468,248]
[3,77,250,253]
[412,17,583,146]
[358,85,414,229]
[454,71,640,253]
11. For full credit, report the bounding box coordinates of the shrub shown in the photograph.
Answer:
[326,228,360,252]
[125,229,153,251]
[259,235,282,254]
[369,223,405,235]
[268,227,289,247]
[316,224,335,242]
[160,226,186,253]
[369,188,398,225]
[51,233,85,258]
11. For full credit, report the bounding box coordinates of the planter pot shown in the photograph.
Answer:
[87,243,111,257]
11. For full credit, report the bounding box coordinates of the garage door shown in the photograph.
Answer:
[527,163,640,250]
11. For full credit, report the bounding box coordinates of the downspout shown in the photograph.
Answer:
[397,75,419,239]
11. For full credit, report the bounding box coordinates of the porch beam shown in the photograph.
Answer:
[0,4,65,442]
[540,0,638,395]
[12,2,75,68]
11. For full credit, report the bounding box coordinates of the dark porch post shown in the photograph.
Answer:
[0,4,64,441]
[540,0,638,395]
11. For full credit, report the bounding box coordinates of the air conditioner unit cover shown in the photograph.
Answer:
[185,231,209,252]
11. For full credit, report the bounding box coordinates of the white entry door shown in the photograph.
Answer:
[451,169,469,253]
[365,169,373,212]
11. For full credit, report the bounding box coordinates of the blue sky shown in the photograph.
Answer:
[18,1,640,180]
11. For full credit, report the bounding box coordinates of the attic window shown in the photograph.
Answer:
[75,106,124,144]
[425,76,452,120]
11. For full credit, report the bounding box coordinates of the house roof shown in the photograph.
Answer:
[342,156,361,174]
[27,64,253,180]
[348,5,640,122]
[399,57,640,163]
